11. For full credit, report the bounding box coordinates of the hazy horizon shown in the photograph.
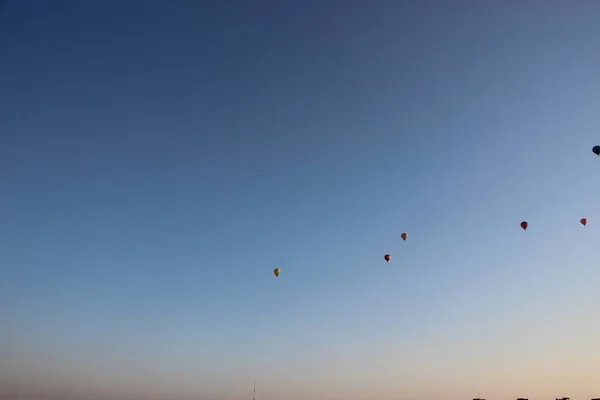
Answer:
[2,1,600,400]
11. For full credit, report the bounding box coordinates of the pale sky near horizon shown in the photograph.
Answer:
[2,1,600,400]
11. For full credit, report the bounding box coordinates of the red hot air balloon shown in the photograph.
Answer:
[401,233,408,241]
[520,221,528,230]
[384,254,391,262]
[581,218,588,226]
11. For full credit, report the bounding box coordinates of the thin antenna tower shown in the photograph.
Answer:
[253,380,256,400]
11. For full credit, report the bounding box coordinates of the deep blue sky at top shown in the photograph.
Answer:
[2,1,600,398]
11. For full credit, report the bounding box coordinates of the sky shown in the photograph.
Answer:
[1,0,600,399]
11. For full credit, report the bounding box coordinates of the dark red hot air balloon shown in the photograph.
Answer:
[384,254,391,262]
[520,221,528,230]
[401,233,408,241]
[580,218,588,226]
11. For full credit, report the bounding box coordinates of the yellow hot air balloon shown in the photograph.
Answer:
[273,268,281,277]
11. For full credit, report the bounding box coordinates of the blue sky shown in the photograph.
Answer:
[2,1,600,399]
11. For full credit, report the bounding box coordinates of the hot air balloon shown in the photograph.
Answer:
[581,218,588,226]
[273,268,281,277]
[520,221,528,230]
[593,145,600,156]
[401,233,408,241]
[384,254,391,262]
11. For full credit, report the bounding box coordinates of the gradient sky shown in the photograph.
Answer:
[2,1,600,400]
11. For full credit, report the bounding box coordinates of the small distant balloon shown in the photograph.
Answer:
[273,268,281,277]
[580,218,588,226]
[384,254,391,262]
[593,145,600,156]
[520,221,528,230]
[401,233,408,241]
